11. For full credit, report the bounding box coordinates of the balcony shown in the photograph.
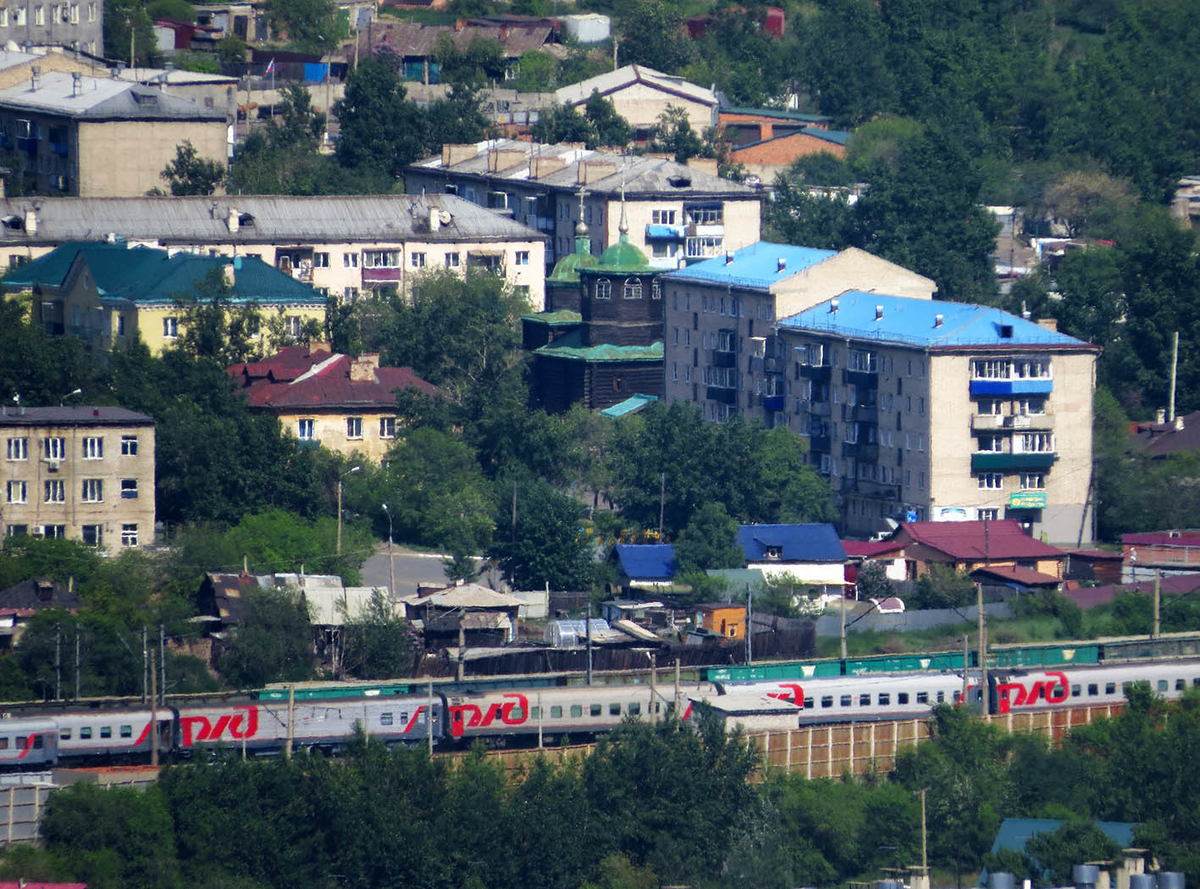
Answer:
[808,400,832,416]
[707,386,738,404]
[970,378,1054,396]
[17,137,37,153]
[843,442,879,462]
[51,141,69,157]
[809,435,832,453]
[761,395,785,412]
[1005,411,1054,430]
[844,368,879,388]
[799,364,832,382]
[362,267,403,283]
[843,404,878,423]
[971,414,1004,431]
[712,349,736,368]
[971,452,1057,471]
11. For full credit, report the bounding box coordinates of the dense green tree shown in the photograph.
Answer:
[910,564,975,609]
[673,502,743,573]
[616,0,695,72]
[160,141,226,196]
[169,269,263,365]
[335,54,429,180]
[263,0,339,54]
[798,0,895,125]
[585,91,633,148]
[531,102,595,145]
[218,585,313,687]
[648,105,708,164]
[104,0,159,66]
[340,589,417,679]
[0,301,109,408]
[487,477,594,590]
[515,50,558,92]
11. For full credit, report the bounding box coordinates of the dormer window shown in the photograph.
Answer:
[765,545,782,560]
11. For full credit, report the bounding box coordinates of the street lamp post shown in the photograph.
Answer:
[382,503,396,599]
[60,388,82,407]
[336,465,361,556]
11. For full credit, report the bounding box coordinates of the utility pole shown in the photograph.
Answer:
[336,465,361,556]
[585,600,593,685]
[979,516,989,711]
[74,625,80,700]
[1169,331,1180,422]
[1154,568,1162,639]
[149,650,159,768]
[658,471,665,541]
[962,635,969,703]
[840,584,848,661]
[674,658,681,720]
[54,623,60,701]
[745,583,752,666]
[142,625,148,704]
[427,680,434,753]
[159,624,166,706]
[285,684,295,758]
[648,653,657,725]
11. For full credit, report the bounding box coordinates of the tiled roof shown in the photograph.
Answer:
[0,578,81,610]
[0,71,223,121]
[731,126,851,152]
[661,241,836,290]
[229,345,438,411]
[555,64,717,109]
[780,292,1095,350]
[738,523,846,562]
[0,194,543,246]
[0,406,153,427]
[895,520,1067,561]
[410,138,758,199]
[1133,411,1200,456]
[3,242,323,306]
[360,20,555,59]
[533,329,663,362]
[615,544,678,580]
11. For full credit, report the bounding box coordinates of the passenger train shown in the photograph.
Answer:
[2,660,1199,768]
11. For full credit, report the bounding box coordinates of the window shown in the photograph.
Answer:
[570,704,583,718]
[6,481,26,503]
[82,525,101,546]
[59,729,71,741]
[596,278,611,299]
[977,435,1003,452]
[623,278,642,299]
[1105,682,1116,694]
[163,316,179,338]
[628,702,641,715]
[80,726,92,739]
[346,417,363,439]
[120,724,133,738]
[117,315,125,337]
[445,252,460,268]
[971,359,1010,379]
[608,703,621,716]
[82,436,103,459]
[5,525,27,537]
[977,508,999,520]
[313,252,330,268]
[34,6,44,25]
[916,691,929,704]
[88,1,94,19]
[81,479,103,502]
[820,695,833,708]
[685,204,723,225]
[0,8,6,24]
[651,209,676,225]
[1019,473,1046,489]
[515,251,530,266]
[344,287,359,300]
[43,437,66,460]
[848,349,878,372]
[6,438,27,460]
[343,252,359,268]
[651,281,661,300]
[380,417,396,439]
[121,435,138,456]
[99,726,112,739]
[878,693,890,705]
[1020,397,1047,415]
[405,252,424,269]
[550,705,562,718]
[859,693,870,706]
[978,398,1002,415]
[977,473,1003,489]
[1088,684,1098,696]
[297,419,315,441]
[1015,358,1051,379]
[44,480,65,503]
[380,713,394,726]
[1020,432,1054,452]
[589,703,601,717]
[121,479,138,499]
[898,693,909,704]
[285,316,302,337]
[840,695,852,706]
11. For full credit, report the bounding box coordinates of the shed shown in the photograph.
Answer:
[694,602,746,639]
[544,618,611,646]
[613,544,678,589]
[400,583,525,644]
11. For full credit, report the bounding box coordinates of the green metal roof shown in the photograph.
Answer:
[548,231,600,283]
[2,242,323,305]
[599,393,658,417]
[521,309,582,326]
[533,329,663,362]
[593,232,650,273]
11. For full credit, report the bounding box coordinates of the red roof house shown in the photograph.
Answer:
[229,342,439,461]
[1122,530,1200,570]
[885,520,1069,580]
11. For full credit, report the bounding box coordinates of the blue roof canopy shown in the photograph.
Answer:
[615,544,678,580]
[737,524,846,563]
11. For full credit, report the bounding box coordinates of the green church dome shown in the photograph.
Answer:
[548,236,600,283]
[595,233,650,272]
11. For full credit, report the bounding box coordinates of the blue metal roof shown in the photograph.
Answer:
[615,544,678,581]
[661,241,837,290]
[780,292,1092,349]
[737,524,846,563]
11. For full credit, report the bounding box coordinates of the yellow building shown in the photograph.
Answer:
[0,194,547,309]
[2,241,326,355]
[0,69,226,197]
[229,343,440,463]
[0,406,156,548]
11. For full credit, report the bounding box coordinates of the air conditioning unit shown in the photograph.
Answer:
[45,459,60,472]
[31,525,45,538]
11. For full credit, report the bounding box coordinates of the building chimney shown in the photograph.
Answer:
[934,313,944,327]
[1036,317,1059,332]
[227,207,240,233]
[23,205,37,235]
[725,252,734,265]
[1176,415,1185,432]
[429,205,440,232]
[875,304,884,321]
[349,354,380,382]
[71,71,82,97]
[829,298,839,313]
[1157,408,1167,424]
[30,65,40,91]
[223,262,236,287]
[441,143,480,167]
[777,257,786,273]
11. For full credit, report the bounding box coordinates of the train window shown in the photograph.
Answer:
[1071,685,1081,697]
[821,696,833,708]
[0,738,7,750]
[59,729,71,741]
[898,693,909,704]
[1088,684,1098,696]
[1106,683,1116,694]
[120,725,133,738]
[917,692,929,704]
[878,693,890,705]
[530,707,540,719]
[80,727,92,739]
[937,691,945,703]
[609,703,621,716]
[571,705,583,718]
[31,735,43,749]
[803,697,814,709]
[859,694,870,706]
[1158,680,1169,693]
[380,713,394,726]
[510,707,525,720]
[100,726,112,739]
[551,705,563,718]
[840,695,852,707]
[1177,680,1186,691]
[628,703,641,715]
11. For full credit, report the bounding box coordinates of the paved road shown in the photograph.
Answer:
[359,544,491,598]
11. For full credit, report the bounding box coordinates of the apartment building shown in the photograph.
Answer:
[0,194,548,308]
[0,406,155,548]
[404,139,761,269]
[0,0,103,56]
[660,241,934,425]
[0,70,226,197]
[776,293,1097,543]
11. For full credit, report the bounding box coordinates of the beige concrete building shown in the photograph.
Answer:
[0,194,548,308]
[0,406,155,548]
[660,242,935,425]
[0,69,227,197]
[553,65,718,139]
[404,138,761,271]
